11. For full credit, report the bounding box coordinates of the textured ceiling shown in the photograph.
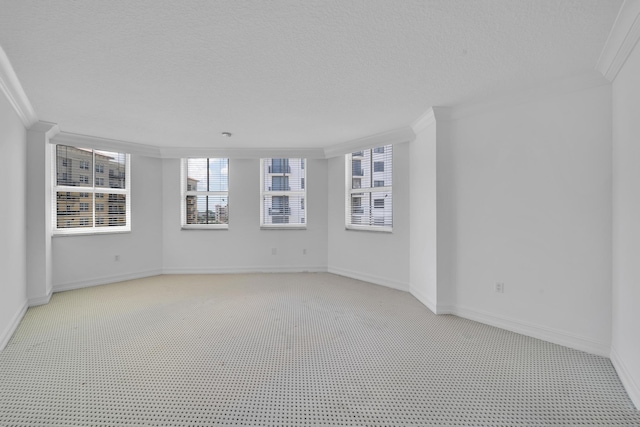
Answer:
[0,0,622,149]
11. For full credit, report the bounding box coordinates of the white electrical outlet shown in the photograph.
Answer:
[495,282,504,293]
[302,248,307,255]
[271,248,277,255]
[114,255,120,262]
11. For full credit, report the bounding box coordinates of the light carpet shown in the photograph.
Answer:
[1,273,638,426]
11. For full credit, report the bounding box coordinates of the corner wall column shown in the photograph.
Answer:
[26,121,59,306]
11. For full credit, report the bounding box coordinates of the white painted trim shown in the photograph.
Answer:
[29,121,60,138]
[323,126,415,159]
[449,71,609,121]
[28,292,52,307]
[610,346,640,409]
[162,266,327,275]
[409,284,454,315]
[596,0,640,82]
[161,147,326,159]
[52,132,162,158]
[411,108,436,134]
[449,304,609,357]
[0,46,37,128]
[409,285,438,314]
[0,299,28,352]
[410,107,453,134]
[53,269,163,293]
[327,266,409,292]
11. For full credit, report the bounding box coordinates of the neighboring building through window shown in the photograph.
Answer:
[53,145,130,234]
[182,158,229,229]
[261,158,306,227]
[345,145,392,230]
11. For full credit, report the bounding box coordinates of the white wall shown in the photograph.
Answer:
[162,158,328,272]
[327,142,410,290]
[611,39,640,407]
[52,155,163,290]
[447,84,613,356]
[409,122,438,309]
[0,90,28,350]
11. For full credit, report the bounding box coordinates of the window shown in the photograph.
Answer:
[182,158,229,229]
[271,176,289,191]
[345,145,392,231]
[53,145,130,234]
[261,158,306,228]
[95,164,104,173]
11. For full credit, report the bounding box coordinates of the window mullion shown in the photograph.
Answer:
[55,185,94,192]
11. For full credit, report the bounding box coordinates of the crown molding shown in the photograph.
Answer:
[596,0,640,81]
[323,126,416,159]
[28,121,60,138]
[448,71,609,121]
[52,131,162,157]
[0,46,38,127]
[411,107,454,134]
[159,146,326,159]
[411,108,436,134]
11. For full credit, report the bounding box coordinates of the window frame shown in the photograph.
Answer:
[181,158,230,230]
[260,158,307,229]
[52,145,131,236]
[345,145,393,232]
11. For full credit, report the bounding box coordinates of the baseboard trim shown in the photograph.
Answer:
[162,266,328,275]
[409,285,438,314]
[28,292,52,307]
[53,269,163,293]
[0,299,28,352]
[327,266,409,292]
[449,304,609,357]
[610,346,640,409]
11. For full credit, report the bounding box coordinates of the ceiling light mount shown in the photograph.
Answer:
[221,132,232,138]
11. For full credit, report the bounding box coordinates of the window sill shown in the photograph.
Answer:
[181,225,229,230]
[260,225,307,230]
[345,225,393,233]
[52,229,131,237]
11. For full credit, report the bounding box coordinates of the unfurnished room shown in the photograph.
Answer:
[1,1,640,425]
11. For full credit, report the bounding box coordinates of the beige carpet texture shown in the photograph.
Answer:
[1,273,639,426]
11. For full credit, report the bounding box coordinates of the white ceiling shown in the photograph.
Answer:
[0,0,622,150]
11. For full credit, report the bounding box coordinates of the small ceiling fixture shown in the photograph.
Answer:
[221,132,232,137]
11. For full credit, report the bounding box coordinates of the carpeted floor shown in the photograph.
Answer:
[1,273,638,426]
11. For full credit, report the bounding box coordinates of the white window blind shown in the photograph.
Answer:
[53,145,130,234]
[261,158,306,228]
[182,158,229,229]
[345,145,392,231]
